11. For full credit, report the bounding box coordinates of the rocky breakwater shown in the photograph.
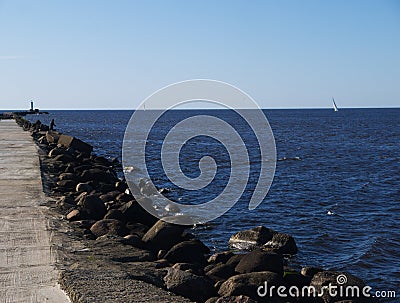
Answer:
[15,116,379,303]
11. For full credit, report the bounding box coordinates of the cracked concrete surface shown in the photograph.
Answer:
[0,120,71,303]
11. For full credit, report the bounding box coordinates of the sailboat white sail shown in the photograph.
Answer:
[332,97,339,112]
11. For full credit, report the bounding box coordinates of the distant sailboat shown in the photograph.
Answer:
[332,97,339,112]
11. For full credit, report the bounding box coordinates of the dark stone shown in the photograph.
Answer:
[164,240,209,265]
[228,226,275,250]
[142,219,185,252]
[56,179,77,189]
[115,181,128,192]
[218,271,283,300]
[301,266,324,277]
[121,234,144,248]
[310,271,374,303]
[99,191,121,203]
[77,194,106,220]
[164,268,215,302]
[116,192,133,202]
[235,250,284,275]
[226,254,246,267]
[90,219,128,238]
[58,173,76,181]
[53,153,75,163]
[76,182,92,193]
[214,295,258,303]
[58,134,93,154]
[104,209,124,221]
[283,272,312,288]
[208,251,235,264]
[206,263,235,281]
[172,263,204,276]
[80,168,117,183]
[263,232,298,255]
[125,222,149,238]
[119,199,158,227]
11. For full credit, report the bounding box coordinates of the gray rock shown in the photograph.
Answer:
[142,219,185,251]
[263,232,298,255]
[78,194,106,220]
[218,271,282,300]
[208,251,235,264]
[164,267,215,302]
[228,226,274,250]
[164,239,209,265]
[235,250,284,275]
[90,219,128,238]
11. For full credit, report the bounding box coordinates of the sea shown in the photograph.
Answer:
[26,108,399,300]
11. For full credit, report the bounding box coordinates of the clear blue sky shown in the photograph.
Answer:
[0,0,399,109]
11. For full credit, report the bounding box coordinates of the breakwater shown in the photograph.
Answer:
[14,115,380,303]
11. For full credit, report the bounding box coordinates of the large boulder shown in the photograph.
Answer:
[235,250,284,275]
[80,168,117,184]
[164,239,210,265]
[58,134,93,154]
[310,271,375,303]
[208,251,235,264]
[228,226,274,250]
[263,232,297,255]
[119,199,158,227]
[90,219,128,238]
[77,194,106,220]
[218,271,283,301]
[142,219,185,251]
[206,263,236,281]
[164,268,215,302]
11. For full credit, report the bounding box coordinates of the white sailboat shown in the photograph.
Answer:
[332,97,339,112]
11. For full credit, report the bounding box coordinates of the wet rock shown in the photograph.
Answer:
[164,239,210,265]
[90,219,128,238]
[301,266,324,277]
[208,251,235,264]
[218,271,282,300]
[142,219,185,252]
[235,250,284,275]
[77,194,106,220]
[164,267,215,302]
[228,226,274,250]
[76,182,92,193]
[263,232,298,255]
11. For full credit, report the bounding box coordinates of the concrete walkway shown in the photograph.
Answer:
[0,120,70,303]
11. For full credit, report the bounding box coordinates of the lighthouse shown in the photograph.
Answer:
[30,101,34,112]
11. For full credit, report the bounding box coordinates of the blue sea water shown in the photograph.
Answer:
[27,108,399,299]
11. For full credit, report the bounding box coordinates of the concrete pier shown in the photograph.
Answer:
[0,120,70,302]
